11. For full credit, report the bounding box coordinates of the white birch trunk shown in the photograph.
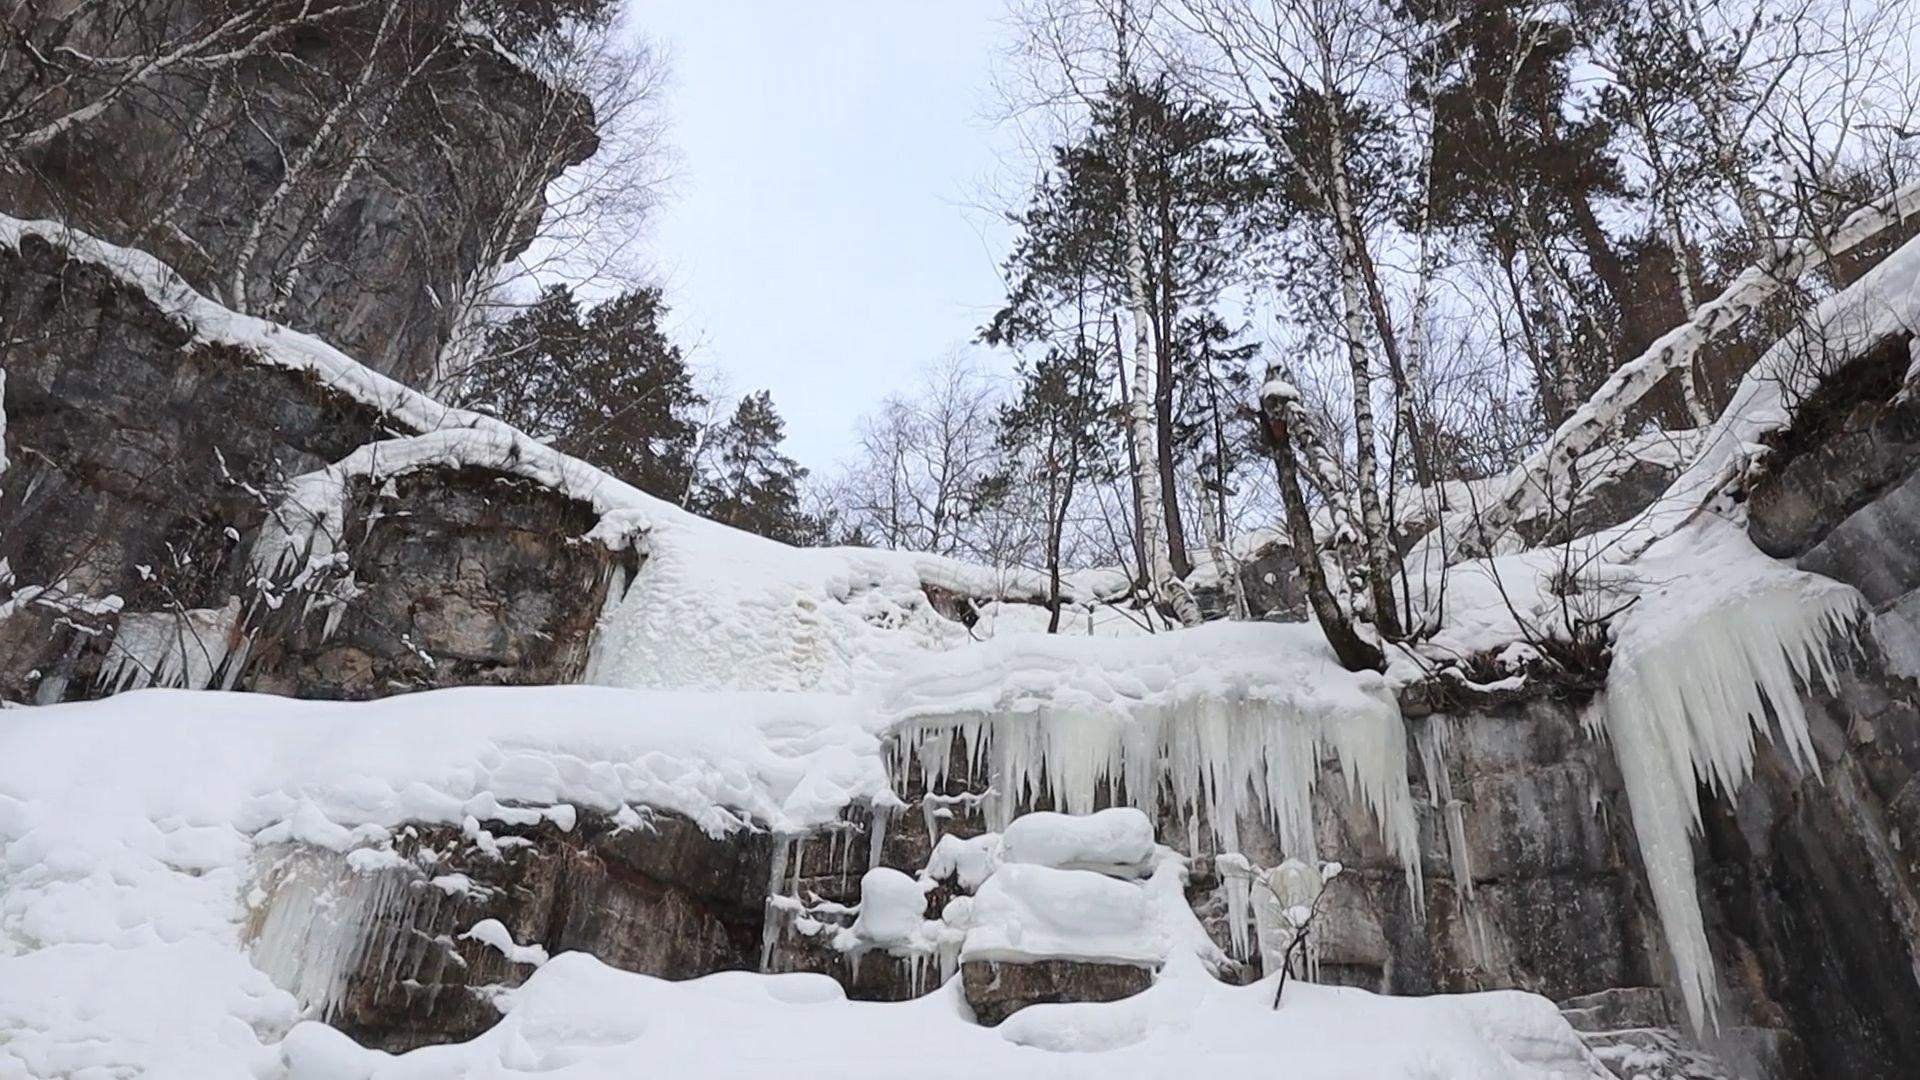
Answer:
[1115,4,1200,627]
[229,0,399,310]
[1449,177,1920,556]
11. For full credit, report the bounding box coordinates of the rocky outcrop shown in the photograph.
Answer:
[1,0,595,386]
[961,960,1152,1025]
[1677,335,1920,1078]
[0,230,623,702]
[1748,335,1920,677]
[249,809,771,1051]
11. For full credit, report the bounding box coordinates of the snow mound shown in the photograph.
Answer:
[961,859,1214,968]
[269,949,1609,1079]
[999,807,1156,876]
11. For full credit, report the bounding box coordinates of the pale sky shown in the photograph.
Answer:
[633,1,1023,472]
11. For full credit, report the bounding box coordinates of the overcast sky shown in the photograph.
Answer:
[634,1,1023,472]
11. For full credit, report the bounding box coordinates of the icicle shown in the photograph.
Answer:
[759,833,795,972]
[1602,526,1863,1032]
[1216,853,1256,961]
[248,847,426,1021]
[96,598,242,693]
[893,691,1421,896]
[1418,715,1484,967]
[868,801,892,873]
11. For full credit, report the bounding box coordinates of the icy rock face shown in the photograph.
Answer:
[0,235,622,701]
[1685,346,1920,1076]
[1747,337,1920,678]
[246,808,772,1051]
[0,0,593,386]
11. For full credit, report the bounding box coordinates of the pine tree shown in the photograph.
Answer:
[995,341,1113,630]
[452,284,704,499]
[985,79,1269,585]
[696,391,821,546]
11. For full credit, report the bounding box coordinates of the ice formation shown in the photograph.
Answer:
[1416,714,1490,967]
[248,848,453,1022]
[1601,520,1865,1030]
[95,598,244,693]
[886,622,1422,884]
[1214,854,1342,975]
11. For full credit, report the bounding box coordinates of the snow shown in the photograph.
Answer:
[846,867,935,949]
[887,621,1422,882]
[1625,228,1920,554]
[998,807,1156,876]
[262,949,1608,1079]
[0,685,902,1074]
[924,832,1003,891]
[1437,180,1920,556]
[462,918,550,967]
[961,857,1220,970]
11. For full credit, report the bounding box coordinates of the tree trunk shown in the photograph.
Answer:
[1153,181,1191,577]
[1114,313,1151,585]
[1260,383,1383,672]
[1115,14,1199,628]
[1336,252,1403,639]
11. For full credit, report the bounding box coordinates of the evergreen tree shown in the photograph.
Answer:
[696,391,822,546]
[452,284,704,499]
[994,341,1114,629]
[985,80,1270,577]
[1412,0,1642,420]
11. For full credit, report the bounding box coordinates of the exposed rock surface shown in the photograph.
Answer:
[250,809,771,1052]
[0,0,595,386]
[961,960,1153,1026]
[0,231,623,701]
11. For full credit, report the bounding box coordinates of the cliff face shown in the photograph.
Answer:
[0,229,624,701]
[1,0,594,387]
[0,1,612,701]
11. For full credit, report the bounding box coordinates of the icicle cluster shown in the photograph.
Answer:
[249,849,455,1022]
[96,598,244,693]
[893,694,1422,889]
[1416,715,1490,969]
[1602,531,1863,1032]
